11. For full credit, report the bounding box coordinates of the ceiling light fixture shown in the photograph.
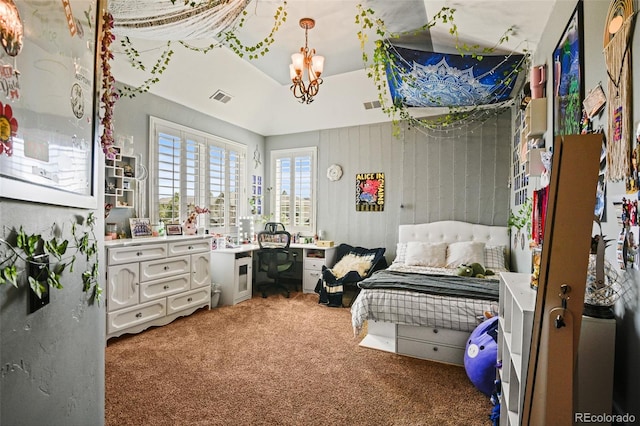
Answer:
[289,18,324,104]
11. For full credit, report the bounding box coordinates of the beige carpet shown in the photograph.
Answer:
[105,292,492,425]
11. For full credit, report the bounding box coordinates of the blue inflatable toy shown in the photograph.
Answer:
[464,316,499,396]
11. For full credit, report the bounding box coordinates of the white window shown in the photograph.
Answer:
[270,147,317,234]
[150,117,246,234]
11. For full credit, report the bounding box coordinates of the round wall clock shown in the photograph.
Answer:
[327,164,343,181]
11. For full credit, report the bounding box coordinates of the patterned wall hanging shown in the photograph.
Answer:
[356,172,385,212]
[603,0,636,181]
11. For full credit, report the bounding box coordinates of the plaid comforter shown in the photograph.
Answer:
[351,267,499,335]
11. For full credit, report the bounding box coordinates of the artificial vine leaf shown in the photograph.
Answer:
[28,276,45,299]
[1,265,18,287]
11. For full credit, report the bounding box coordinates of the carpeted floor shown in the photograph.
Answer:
[105,292,492,425]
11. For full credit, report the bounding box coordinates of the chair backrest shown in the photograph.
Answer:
[257,224,295,278]
[257,223,291,249]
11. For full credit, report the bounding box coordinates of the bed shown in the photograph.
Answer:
[351,221,510,366]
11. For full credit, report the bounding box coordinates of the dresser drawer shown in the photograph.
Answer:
[397,324,470,347]
[108,243,167,265]
[304,258,326,271]
[107,299,166,334]
[140,274,191,303]
[140,255,190,282]
[168,239,211,256]
[167,286,210,314]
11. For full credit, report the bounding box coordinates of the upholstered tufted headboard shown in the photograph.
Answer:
[398,221,510,260]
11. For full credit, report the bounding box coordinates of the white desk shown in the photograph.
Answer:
[210,243,337,305]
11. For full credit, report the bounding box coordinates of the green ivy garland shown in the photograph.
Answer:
[0,213,103,305]
[117,1,288,99]
[355,4,528,136]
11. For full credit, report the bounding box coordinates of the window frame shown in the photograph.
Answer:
[149,116,246,235]
[269,147,317,234]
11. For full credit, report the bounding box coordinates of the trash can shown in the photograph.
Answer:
[211,283,222,308]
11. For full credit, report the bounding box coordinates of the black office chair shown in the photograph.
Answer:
[256,223,297,298]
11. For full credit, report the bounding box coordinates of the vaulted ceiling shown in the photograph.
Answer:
[110,0,556,136]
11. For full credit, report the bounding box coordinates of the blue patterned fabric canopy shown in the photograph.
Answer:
[385,46,525,108]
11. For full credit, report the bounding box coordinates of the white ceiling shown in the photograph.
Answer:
[110,0,556,136]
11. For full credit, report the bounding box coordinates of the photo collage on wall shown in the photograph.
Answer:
[614,197,639,270]
[615,122,640,270]
[250,175,262,215]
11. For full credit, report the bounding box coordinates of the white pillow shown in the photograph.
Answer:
[446,241,486,268]
[485,246,509,272]
[404,242,447,267]
[392,243,408,265]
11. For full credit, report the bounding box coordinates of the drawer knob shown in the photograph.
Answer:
[433,329,439,334]
[432,347,438,352]
[187,297,193,302]
[188,246,193,250]
[164,266,169,270]
[135,313,142,318]
[136,252,143,256]
[163,285,170,290]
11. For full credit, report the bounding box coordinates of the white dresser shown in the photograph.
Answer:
[105,235,212,340]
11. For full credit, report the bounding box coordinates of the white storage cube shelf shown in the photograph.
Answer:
[498,272,536,426]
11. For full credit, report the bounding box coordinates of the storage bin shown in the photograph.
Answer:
[211,283,222,308]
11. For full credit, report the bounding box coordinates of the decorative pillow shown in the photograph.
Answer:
[392,243,407,265]
[404,241,447,267]
[485,246,509,272]
[446,241,486,268]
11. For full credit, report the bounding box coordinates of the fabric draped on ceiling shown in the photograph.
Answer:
[385,45,525,108]
[108,0,251,40]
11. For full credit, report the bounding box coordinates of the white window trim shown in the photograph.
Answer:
[270,146,317,234]
[149,116,247,234]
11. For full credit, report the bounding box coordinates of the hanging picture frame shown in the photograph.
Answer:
[0,1,101,209]
[356,172,385,212]
[553,0,584,137]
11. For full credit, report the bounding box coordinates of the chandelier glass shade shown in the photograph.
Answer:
[289,18,324,104]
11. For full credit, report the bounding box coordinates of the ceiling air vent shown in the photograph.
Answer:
[363,100,381,110]
[209,90,232,104]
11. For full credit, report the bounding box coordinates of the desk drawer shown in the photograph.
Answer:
[304,258,326,271]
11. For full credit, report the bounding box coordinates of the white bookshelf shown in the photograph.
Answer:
[498,272,536,426]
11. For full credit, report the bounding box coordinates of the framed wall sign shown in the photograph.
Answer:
[0,0,101,209]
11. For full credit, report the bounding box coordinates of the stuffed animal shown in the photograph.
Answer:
[456,265,474,277]
[183,212,198,235]
[457,263,495,278]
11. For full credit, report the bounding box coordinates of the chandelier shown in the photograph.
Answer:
[289,18,325,104]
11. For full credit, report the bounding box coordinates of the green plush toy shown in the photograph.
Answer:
[456,265,473,277]
[458,263,495,279]
[469,262,485,276]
